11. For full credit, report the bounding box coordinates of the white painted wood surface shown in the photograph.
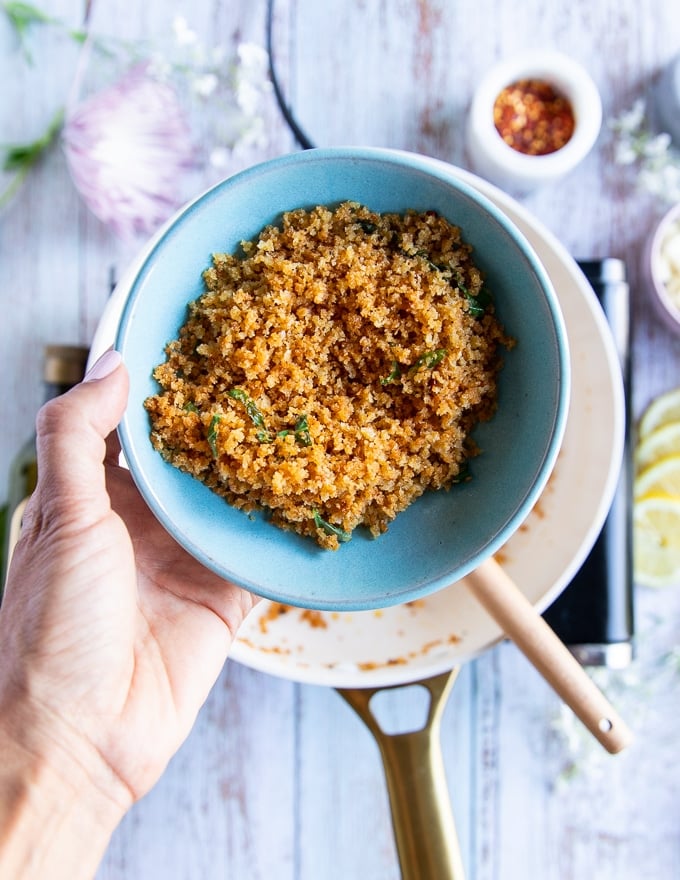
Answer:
[2,1,680,878]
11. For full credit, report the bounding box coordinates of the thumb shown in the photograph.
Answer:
[33,350,129,529]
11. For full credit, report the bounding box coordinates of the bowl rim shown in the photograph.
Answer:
[114,146,571,610]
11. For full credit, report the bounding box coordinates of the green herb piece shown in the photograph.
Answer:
[414,249,446,272]
[451,272,469,295]
[312,510,352,543]
[183,401,198,413]
[293,414,312,446]
[451,274,492,317]
[228,387,272,441]
[382,349,446,383]
[357,220,377,234]
[228,388,266,428]
[380,360,402,385]
[207,414,221,457]
[451,462,471,484]
[465,288,492,317]
[278,414,312,447]
[409,349,447,373]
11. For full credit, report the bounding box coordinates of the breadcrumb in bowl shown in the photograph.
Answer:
[115,148,569,610]
[145,202,513,550]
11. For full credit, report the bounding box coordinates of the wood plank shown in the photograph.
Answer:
[2,0,680,877]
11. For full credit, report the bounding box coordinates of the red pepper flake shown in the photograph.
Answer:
[493,78,575,156]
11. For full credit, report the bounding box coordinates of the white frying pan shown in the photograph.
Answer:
[226,169,624,686]
[91,167,625,880]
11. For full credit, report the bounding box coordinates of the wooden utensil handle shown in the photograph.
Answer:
[464,558,633,754]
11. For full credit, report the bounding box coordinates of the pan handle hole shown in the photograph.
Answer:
[369,685,431,735]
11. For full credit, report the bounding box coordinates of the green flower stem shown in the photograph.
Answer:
[0,107,64,208]
[2,1,89,56]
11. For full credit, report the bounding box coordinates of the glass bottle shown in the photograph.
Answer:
[1,345,89,591]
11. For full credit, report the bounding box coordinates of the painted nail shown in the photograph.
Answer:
[83,349,123,382]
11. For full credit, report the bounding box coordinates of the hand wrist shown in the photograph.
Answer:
[0,706,129,880]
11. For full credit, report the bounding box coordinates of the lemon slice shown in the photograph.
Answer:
[634,453,680,499]
[633,494,680,587]
[635,420,680,472]
[638,387,680,438]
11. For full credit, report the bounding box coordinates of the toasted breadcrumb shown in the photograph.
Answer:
[145,202,512,549]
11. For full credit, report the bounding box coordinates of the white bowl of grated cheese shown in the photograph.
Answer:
[648,202,680,335]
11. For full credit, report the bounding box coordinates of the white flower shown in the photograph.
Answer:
[62,64,195,239]
[192,72,219,98]
[612,98,646,134]
[236,42,270,75]
[613,141,638,166]
[234,43,271,116]
[178,40,272,159]
[658,165,680,202]
[643,132,672,159]
[172,15,198,47]
[610,99,680,205]
[209,146,230,168]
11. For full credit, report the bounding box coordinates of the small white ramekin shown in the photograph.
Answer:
[466,50,602,194]
[646,201,680,336]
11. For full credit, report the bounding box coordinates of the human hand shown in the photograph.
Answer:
[0,350,257,879]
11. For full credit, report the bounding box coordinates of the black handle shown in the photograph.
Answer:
[542,259,634,668]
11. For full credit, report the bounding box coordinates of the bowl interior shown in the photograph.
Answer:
[116,148,569,611]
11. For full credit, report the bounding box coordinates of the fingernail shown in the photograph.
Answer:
[84,349,123,382]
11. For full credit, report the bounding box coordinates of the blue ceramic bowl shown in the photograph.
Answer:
[116,148,570,611]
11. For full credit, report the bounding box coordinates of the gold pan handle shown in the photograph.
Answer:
[338,669,465,880]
